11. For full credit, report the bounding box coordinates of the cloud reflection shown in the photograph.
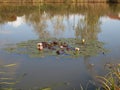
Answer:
[7,16,25,28]
[100,16,111,23]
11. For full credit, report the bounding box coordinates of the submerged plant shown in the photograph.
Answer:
[0,64,14,90]
[0,63,22,90]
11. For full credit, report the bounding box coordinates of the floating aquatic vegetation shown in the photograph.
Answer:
[4,38,108,58]
[0,88,13,90]
[4,64,17,67]
[39,82,69,90]
[40,87,52,90]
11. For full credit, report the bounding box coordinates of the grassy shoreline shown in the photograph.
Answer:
[0,0,120,3]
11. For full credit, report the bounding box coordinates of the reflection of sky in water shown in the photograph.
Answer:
[0,14,120,59]
[0,14,120,47]
[99,16,120,46]
[8,16,25,27]
[46,14,85,38]
[0,16,38,46]
[0,14,85,46]
[99,16,120,59]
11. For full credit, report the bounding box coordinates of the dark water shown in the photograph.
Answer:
[0,3,120,90]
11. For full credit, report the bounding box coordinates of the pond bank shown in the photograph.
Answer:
[0,0,120,3]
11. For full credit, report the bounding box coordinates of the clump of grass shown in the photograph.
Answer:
[96,64,120,90]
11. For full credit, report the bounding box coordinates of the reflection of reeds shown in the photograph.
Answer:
[0,63,18,89]
[96,64,120,90]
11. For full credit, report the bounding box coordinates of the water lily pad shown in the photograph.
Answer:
[4,38,108,58]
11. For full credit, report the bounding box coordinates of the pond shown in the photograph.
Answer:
[0,3,120,90]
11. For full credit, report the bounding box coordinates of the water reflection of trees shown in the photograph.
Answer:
[75,4,102,41]
[107,0,119,3]
[0,5,38,24]
[25,10,50,38]
[75,17,101,41]
[26,4,108,39]
[0,3,120,38]
[108,3,120,13]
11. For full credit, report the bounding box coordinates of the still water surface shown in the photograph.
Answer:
[0,3,120,90]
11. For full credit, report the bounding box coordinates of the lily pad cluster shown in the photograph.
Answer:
[4,38,107,58]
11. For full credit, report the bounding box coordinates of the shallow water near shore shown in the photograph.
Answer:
[0,3,120,90]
